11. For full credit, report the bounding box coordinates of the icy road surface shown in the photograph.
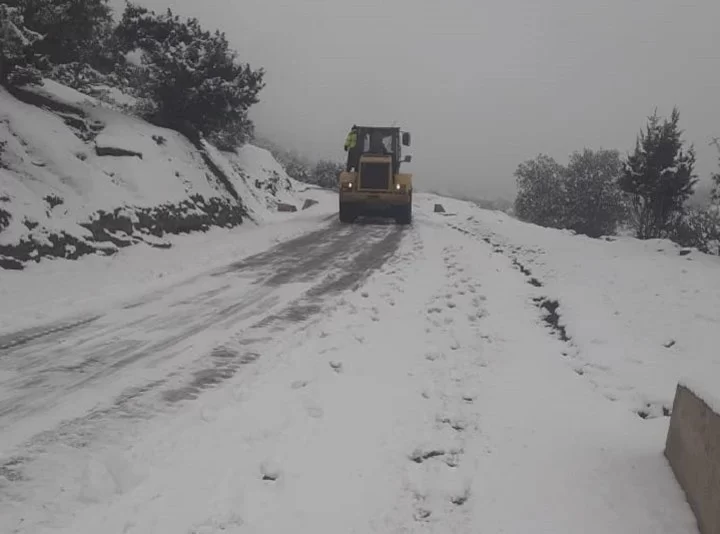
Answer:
[0,201,699,533]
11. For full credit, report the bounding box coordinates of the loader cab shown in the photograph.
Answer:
[354,126,412,175]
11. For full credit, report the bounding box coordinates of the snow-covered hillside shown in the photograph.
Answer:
[415,193,720,420]
[0,80,317,270]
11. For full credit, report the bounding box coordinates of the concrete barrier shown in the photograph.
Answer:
[665,382,720,534]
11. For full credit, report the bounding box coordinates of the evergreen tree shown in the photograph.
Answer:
[564,148,626,237]
[311,160,343,189]
[711,138,720,205]
[115,3,265,148]
[2,0,112,67]
[0,3,42,86]
[618,108,697,239]
[513,154,567,229]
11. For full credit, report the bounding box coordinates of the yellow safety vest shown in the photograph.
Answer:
[344,130,357,151]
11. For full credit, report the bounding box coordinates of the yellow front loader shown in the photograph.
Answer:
[339,126,413,224]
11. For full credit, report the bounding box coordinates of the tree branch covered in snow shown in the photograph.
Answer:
[0,3,43,86]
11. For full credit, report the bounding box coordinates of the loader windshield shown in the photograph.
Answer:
[360,129,396,155]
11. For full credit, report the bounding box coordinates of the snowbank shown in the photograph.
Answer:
[415,192,720,420]
[0,186,336,334]
[0,80,321,268]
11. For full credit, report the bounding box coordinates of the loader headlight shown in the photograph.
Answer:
[396,184,401,190]
[342,182,353,190]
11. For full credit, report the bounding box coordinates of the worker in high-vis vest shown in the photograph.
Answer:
[344,125,359,171]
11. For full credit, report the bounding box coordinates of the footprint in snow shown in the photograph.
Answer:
[425,351,444,361]
[437,415,467,432]
[329,361,343,373]
[189,514,245,534]
[305,403,325,419]
[444,451,462,468]
[260,461,282,481]
[291,380,309,389]
[451,487,471,506]
[414,508,432,521]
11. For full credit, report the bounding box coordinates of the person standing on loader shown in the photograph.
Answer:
[344,125,359,171]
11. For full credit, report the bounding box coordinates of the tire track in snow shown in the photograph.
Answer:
[0,220,408,525]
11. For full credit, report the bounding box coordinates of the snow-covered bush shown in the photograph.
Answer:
[114,3,265,147]
[310,160,343,189]
[667,207,720,255]
[563,148,627,238]
[514,154,567,229]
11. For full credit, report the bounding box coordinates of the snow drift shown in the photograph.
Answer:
[0,79,312,270]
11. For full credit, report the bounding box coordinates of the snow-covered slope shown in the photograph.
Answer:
[416,192,720,421]
[0,80,315,269]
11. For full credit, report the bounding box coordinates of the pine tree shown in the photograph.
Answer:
[618,108,697,239]
[514,154,567,229]
[0,3,42,86]
[115,3,265,148]
[564,148,626,237]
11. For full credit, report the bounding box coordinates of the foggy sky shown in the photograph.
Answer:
[112,0,720,200]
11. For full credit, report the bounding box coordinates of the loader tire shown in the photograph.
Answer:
[339,202,354,223]
[396,201,412,225]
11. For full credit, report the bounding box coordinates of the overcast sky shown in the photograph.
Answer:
[112,0,720,200]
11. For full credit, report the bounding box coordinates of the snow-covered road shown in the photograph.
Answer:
[0,200,701,533]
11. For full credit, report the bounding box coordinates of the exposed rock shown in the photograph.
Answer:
[0,195,247,269]
[434,203,446,213]
[95,145,143,159]
[302,199,319,210]
[277,202,297,213]
[0,256,23,270]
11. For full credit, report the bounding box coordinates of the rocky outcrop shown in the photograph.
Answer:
[0,195,247,269]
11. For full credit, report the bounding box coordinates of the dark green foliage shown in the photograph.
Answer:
[618,108,697,239]
[311,160,343,189]
[514,154,567,229]
[667,208,720,255]
[115,3,265,147]
[564,148,627,238]
[1,0,113,70]
[0,3,43,86]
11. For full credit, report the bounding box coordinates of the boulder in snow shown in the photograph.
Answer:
[95,145,143,159]
[302,199,319,210]
[434,203,446,213]
[277,202,297,213]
